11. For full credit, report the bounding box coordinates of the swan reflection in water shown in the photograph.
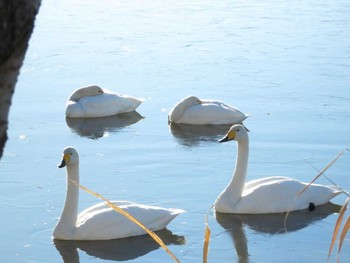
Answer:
[169,123,232,147]
[54,228,185,263]
[215,202,341,263]
[66,111,144,139]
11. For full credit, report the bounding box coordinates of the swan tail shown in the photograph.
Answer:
[169,208,186,215]
[128,96,145,104]
[329,185,344,197]
[243,114,251,120]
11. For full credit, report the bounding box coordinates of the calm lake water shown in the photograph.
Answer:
[1,0,350,262]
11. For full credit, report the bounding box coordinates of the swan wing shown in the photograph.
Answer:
[233,177,341,214]
[201,100,238,110]
[179,102,247,124]
[75,202,184,240]
[104,89,145,104]
[77,201,136,222]
[244,176,291,190]
[202,100,249,117]
[66,93,143,118]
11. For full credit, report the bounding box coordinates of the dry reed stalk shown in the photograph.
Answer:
[328,197,349,260]
[203,222,211,263]
[69,178,181,263]
[285,149,348,232]
[338,213,350,253]
[203,205,214,263]
[203,220,211,263]
[285,148,350,261]
[298,149,347,197]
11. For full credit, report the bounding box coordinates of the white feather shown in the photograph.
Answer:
[168,96,248,125]
[66,85,144,118]
[53,147,184,240]
[215,125,342,214]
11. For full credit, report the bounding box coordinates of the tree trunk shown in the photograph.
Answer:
[0,0,41,159]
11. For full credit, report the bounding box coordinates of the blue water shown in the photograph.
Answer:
[1,0,350,262]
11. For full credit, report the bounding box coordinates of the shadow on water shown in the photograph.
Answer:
[169,123,231,147]
[66,111,144,139]
[215,202,341,263]
[54,228,185,262]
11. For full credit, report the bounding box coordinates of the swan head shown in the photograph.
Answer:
[219,124,248,143]
[89,85,103,92]
[182,95,202,106]
[69,85,104,102]
[172,96,202,110]
[168,96,202,123]
[58,147,79,168]
[79,85,104,96]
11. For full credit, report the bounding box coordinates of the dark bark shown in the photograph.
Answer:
[0,0,41,159]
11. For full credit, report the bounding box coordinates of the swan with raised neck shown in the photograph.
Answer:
[53,147,184,240]
[214,124,342,214]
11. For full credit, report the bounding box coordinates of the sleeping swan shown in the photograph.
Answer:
[168,96,248,125]
[214,124,342,214]
[65,85,144,118]
[53,147,184,240]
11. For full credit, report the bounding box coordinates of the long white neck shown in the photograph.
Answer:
[217,137,249,209]
[54,163,79,237]
[69,90,85,102]
[230,137,249,199]
[170,100,193,122]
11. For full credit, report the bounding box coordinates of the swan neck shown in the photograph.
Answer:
[56,163,79,231]
[69,92,82,102]
[234,138,249,182]
[170,100,191,122]
[228,137,249,200]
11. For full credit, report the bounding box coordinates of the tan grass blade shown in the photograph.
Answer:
[304,160,349,197]
[203,205,214,263]
[286,149,348,234]
[328,196,350,260]
[298,149,346,197]
[70,178,181,263]
[338,213,350,254]
[203,222,211,263]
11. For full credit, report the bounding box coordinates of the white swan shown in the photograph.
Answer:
[53,147,184,240]
[214,124,342,214]
[65,85,144,118]
[168,96,249,125]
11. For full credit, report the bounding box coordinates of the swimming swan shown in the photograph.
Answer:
[66,85,144,118]
[53,147,184,240]
[168,96,248,125]
[214,124,342,214]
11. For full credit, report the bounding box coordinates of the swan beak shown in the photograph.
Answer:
[219,136,228,143]
[219,130,235,143]
[58,154,70,168]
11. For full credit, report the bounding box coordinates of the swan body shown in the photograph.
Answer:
[214,125,342,214]
[53,147,184,240]
[66,85,144,118]
[168,96,248,125]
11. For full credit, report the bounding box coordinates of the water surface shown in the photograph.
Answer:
[1,0,350,262]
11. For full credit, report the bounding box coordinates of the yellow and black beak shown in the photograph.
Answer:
[58,153,70,168]
[219,130,236,143]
